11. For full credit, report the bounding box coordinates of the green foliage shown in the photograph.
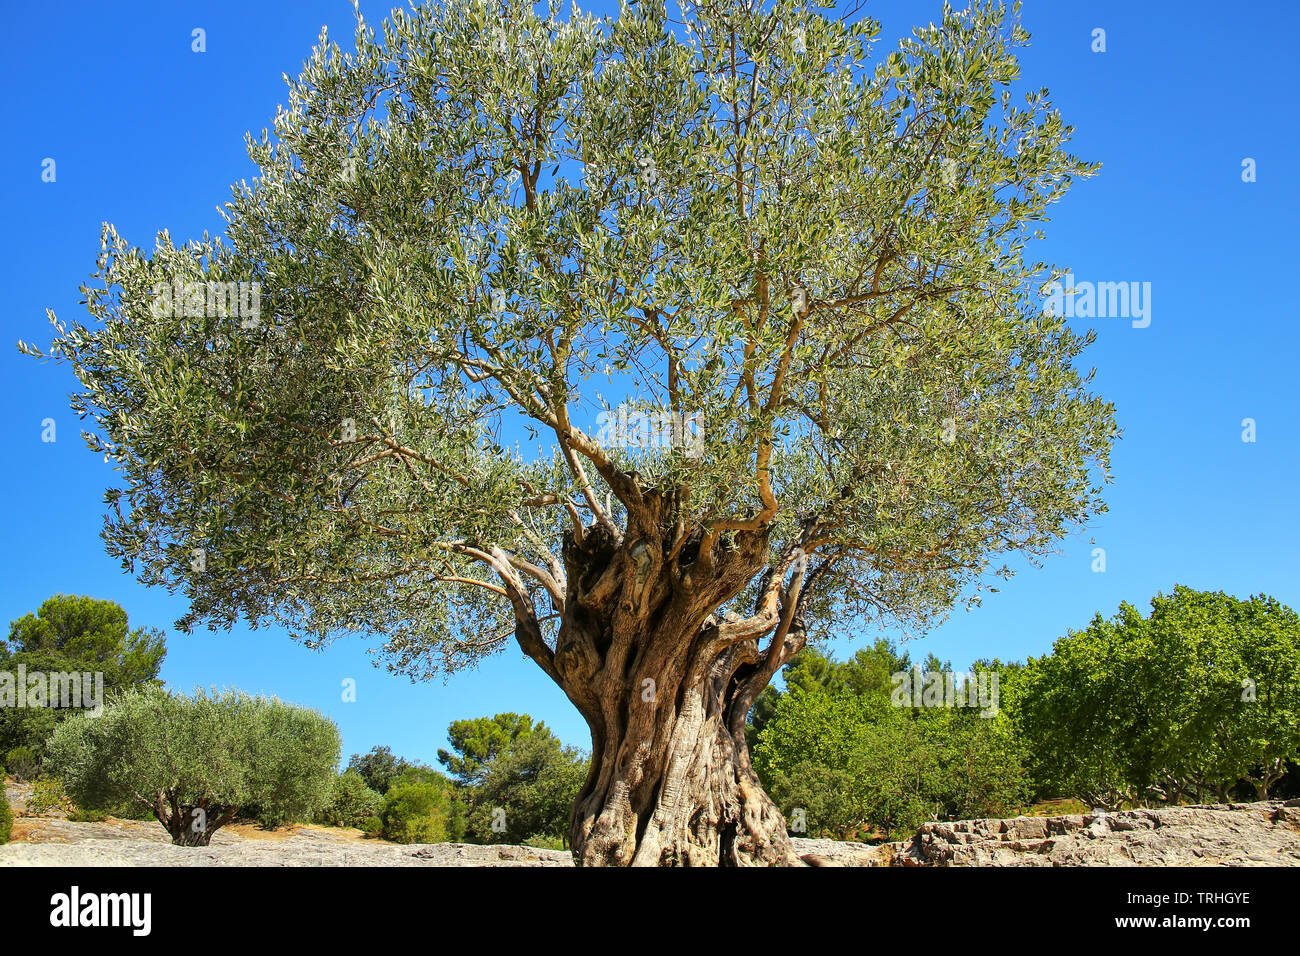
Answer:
[523,833,568,851]
[0,596,165,773]
[753,648,1028,840]
[390,764,452,789]
[345,715,585,845]
[749,642,914,745]
[68,807,110,823]
[346,746,416,795]
[249,803,293,830]
[26,777,115,826]
[316,770,383,829]
[461,724,587,846]
[2,595,166,685]
[0,702,58,775]
[439,712,546,785]
[32,0,1113,690]
[759,760,861,839]
[1007,586,1300,807]
[400,769,466,840]
[48,687,340,844]
[107,797,156,821]
[347,747,465,838]
[0,787,11,844]
[380,781,454,844]
[26,777,75,817]
[3,747,39,782]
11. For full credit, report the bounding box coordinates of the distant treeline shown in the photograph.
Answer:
[750,585,1300,840]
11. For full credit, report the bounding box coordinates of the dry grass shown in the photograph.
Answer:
[2,776,394,846]
[1017,798,1091,817]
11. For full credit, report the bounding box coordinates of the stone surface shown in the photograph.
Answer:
[0,820,574,867]
[880,801,1300,867]
[3,775,1297,867]
[791,837,884,867]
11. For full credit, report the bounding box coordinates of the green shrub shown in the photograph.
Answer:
[0,788,12,844]
[107,798,155,821]
[380,782,452,844]
[48,687,340,846]
[761,760,867,840]
[374,767,463,840]
[26,777,75,817]
[460,729,585,846]
[316,770,383,829]
[26,776,123,823]
[755,685,1030,841]
[246,802,293,830]
[4,747,39,782]
[523,833,567,851]
[346,746,425,796]
[68,807,109,823]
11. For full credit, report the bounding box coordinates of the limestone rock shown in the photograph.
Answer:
[1,793,1296,866]
[883,801,1300,867]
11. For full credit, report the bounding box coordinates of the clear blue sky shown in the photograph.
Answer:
[2,0,1297,765]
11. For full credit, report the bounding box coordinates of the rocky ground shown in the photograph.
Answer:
[3,778,1298,866]
[881,801,1300,867]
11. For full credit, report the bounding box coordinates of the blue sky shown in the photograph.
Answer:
[2,0,1297,765]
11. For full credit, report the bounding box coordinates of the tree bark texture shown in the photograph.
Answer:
[535,491,812,867]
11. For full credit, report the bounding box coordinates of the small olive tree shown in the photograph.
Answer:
[48,687,340,845]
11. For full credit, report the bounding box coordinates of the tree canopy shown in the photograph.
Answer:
[752,645,1027,839]
[30,0,1111,668]
[0,595,166,772]
[439,711,550,784]
[48,687,340,845]
[2,594,165,689]
[460,722,588,845]
[25,0,1115,865]
[748,640,918,742]
[1007,586,1300,806]
[347,744,426,794]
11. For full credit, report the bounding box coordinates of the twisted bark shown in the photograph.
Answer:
[153,797,239,846]
[543,494,810,866]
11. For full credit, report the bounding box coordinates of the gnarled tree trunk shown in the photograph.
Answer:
[150,791,238,846]
[570,642,796,866]
[536,491,811,867]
